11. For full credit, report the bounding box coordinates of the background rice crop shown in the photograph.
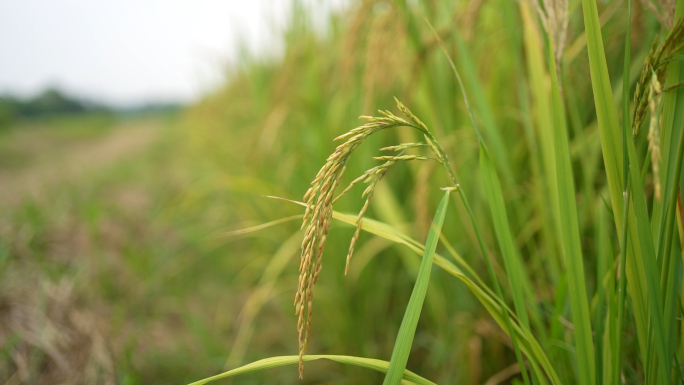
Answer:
[2,0,684,384]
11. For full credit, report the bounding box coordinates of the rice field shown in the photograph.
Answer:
[2,0,684,384]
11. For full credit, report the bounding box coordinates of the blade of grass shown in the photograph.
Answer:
[268,198,560,383]
[599,206,618,385]
[372,183,448,325]
[223,231,301,370]
[382,189,450,385]
[634,3,684,381]
[217,215,303,237]
[654,9,684,378]
[451,29,514,187]
[657,104,684,305]
[519,4,567,370]
[652,0,684,247]
[580,0,650,360]
[480,145,530,330]
[603,263,617,385]
[613,2,631,381]
[594,207,610,383]
[580,0,624,202]
[613,180,631,385]
[334,210,561,384]
[623,84,670,383]
[520,1,560,251]
[188,355,437,385]
[652,87,684,381]
[418,11,532,385]
[547,32,596,385]
[662,238,682,379]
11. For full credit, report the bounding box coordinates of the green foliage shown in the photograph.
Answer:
[383,189,450,385]
[185,0,684,383]
[0,88,109,122]
[5,0,684,384]
[188,355,437,385]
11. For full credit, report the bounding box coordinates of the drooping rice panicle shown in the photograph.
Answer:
[371,155,428,161]
[296,99,451,378]
[379,142,425,151]
[526,0,568,84]
[638,0,676,28]
[344,154,427,275]
[632,19,684,136]
[648,74,664,200]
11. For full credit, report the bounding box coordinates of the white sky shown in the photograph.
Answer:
[0,0,297,107]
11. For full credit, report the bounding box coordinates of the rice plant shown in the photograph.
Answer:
[186,0,684,383]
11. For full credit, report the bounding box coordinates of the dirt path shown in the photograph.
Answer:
[0,120,161,207]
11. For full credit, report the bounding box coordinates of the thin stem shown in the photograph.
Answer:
[418,9,531,385]
[663,80,684,92]
[614,181,631,384]
[422,125,532,384]
[658,104,684,304]
[614,2,630,380]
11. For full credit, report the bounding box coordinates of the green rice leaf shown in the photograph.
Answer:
[519,0,562,284]
[418,11,532,384]
[480,146,530,329]
[612,1,631,382]
[580,0,623,209]
[624,96,670,384]
[330,211,561,384]
[382,189,450,385]
[451,29,514,186]
[593,207,610,383]
[652,1,684,247]
[580,0,650,360]
[187,355,437,385]
[652,6,684,380]
[547,32,596,385]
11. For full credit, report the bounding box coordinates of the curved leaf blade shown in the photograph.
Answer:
[382,190,450,385]
[188,355,437,385]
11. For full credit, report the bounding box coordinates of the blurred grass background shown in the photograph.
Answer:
[0,0,673,383]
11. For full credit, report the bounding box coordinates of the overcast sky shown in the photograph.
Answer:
[0,0,298,107]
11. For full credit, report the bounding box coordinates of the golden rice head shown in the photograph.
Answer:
[362,2,409,111]
[296,100,438,378]
[648,76,663,201]
[296,114,408,377]
[632,20,684,136]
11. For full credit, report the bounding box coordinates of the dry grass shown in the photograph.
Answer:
[0,268,116,385]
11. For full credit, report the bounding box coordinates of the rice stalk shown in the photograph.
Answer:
[336,153,427,274]
[189,355,437,385]
[296,99,453,378]
[638,0,676,27]
[420,11,533,384]
[382,189,450,385]
[534,0,569,79]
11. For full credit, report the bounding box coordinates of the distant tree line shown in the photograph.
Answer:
[0,88,184,129]
[0,88,111,117]
[0,88,111,128]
